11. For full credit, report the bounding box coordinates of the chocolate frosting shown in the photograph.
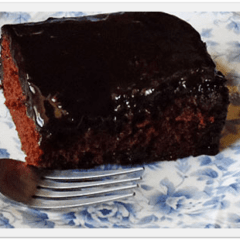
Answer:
[2,12,217,151]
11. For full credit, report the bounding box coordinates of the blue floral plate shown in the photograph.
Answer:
[0,11,240,229]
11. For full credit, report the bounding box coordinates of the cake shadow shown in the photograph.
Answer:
[220,100,240,151]
[219,76,240,150]
[212,58,240,151]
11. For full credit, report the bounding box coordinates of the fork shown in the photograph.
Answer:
[0,158,144,210]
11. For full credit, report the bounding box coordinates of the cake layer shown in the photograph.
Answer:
[1,12,229,169]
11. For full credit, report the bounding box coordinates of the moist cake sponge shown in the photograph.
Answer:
[1,12,229,169]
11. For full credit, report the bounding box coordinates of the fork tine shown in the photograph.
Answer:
[35,184,138,198]
[29,192,135,209]
[39,176,141,189]
[28,166,144,209]
[43,166,144,181]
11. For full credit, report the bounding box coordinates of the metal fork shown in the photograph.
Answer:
[28,166,144,210]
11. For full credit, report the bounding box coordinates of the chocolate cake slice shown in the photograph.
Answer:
[1,12,229,169]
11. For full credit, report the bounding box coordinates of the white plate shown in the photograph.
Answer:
[0,11,240,229]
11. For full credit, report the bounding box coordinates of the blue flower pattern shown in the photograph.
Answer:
[0,213,14,228]
[18,209,55,228]
[0,11,240,228]
[227,21,240,34]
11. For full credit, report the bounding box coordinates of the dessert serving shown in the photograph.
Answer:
[1,12,229,169]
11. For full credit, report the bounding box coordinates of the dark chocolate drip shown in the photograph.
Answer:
[2,12,217,148]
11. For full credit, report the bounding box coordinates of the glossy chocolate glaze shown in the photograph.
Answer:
[1,12,229,168]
